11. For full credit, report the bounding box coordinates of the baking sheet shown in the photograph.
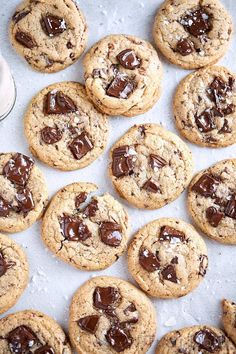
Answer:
[0,0,236,352]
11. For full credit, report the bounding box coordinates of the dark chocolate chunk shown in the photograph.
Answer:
[112,146,134,178]
[106,73,136,99]
[15,31,36,48]
[225,195,236,220]
[77,315,99,334]
[15,188,34,214]
[0,196,11,217]
[171,256,178,264]
[159,226,185,243]
[41,14,67,37]
[93,287,121,310]
[192,174,219,198]
[116,49,141,70]
[195,109,216,133]
[68,132,94,160]
[13,10,30,23]
[180,8,211,38]
[207,77,235,106]
[41,126,63,144]
[7,326,38,353]
[99,221,122,247]
[139,248,160,272]
[176,38,194,56]
[0,252,15,277]
[142,179,160,193]
[194,329,225,352]
[3,153,34,186]
[75,193,87,209]
[222,104,235,116]
[105,324,133,353]
[44,91,77,115]
[35,346,55,354]
[161,264,178,283]
[59,214,91,241]
[219,120,232,134]
[206,206,224,227]
[150,154,167,169]
[83,199,98,217]
[124,303,136,315]
[199,255,208,276]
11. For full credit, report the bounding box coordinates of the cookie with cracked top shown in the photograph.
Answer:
[153,0,233,70]
[9,0,87,73]
[69,276,156,354]
[222,299,236,346]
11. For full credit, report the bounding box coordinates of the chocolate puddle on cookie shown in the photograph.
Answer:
[41,14,67,37]
[116,49,141,70]
[193,328,225,352]
[44,90,77,115]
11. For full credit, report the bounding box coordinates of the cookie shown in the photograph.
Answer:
[0,152,48,233]
[0,309,72,353]
[9,0,87,73]
[109,124,193,209]
[174,66,236,148]
[41,182,129,270]
[153,0,233,70]
[83,34,162,117]
[69,276,156,354]
[187,159,236,244]
[222,299,236,346]
[155,325,236,353]
[0,233,28,314]
[24,82,109,171]
[128,218,208,299]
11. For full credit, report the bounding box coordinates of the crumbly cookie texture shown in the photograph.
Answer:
[153,0,233,70]
[9,0,87,73]
[0,152,48,233]
[155,325,236,353]
[69,276,156,354]
[174,66,236,148]
[24,82,109,171]
[0,233,28,314]
[41,182,129,270]
[0,310,72,353]
[222,299,236,346]
[128,218,208,299]
[83,34,162,117]
[109,124,193,210]
[187,159,236,244]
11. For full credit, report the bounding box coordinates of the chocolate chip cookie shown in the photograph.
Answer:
[69,276,156,354]
[109,124,193,209]
[187,159,236,244]
[0,233,28,314]
[155,325,236,353]
[24,82,109,171]
[153,0,233,70]
[222,299,236,346]
[83,34,162,117]
[174,66,236,147]
[0,153,48,233]
[41,182,129,270]
[0,309,72,353]
[128,218,208,298]
[9,0,87,73]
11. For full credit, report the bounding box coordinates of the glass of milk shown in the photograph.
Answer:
[0,54,16,121]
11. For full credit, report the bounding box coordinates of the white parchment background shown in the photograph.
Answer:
[0,0,236,352]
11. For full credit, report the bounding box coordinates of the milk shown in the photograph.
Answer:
[0,55,16,121]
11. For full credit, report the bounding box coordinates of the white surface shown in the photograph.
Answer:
[0,0,236,352]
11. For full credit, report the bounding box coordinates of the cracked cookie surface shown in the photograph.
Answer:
[187,159,236,244]
[174,66,236,147]
[83,34,162,117]
[9,0,88,73]
[24,82,109,171]
[128,218,208,298]
[109,124,193,209]
[41,182,129,270]
[69,276,156,354]
[153,0,233,70]
[222,299,236,346]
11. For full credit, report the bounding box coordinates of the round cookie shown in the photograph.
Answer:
[155,325,236,353]
[187,159,236,244]
[83,34,162,117]
[128,218,208,298]
[222,299,236,346]
[0,309,72,353]
[41,182,129,270]
[24,82,109,171]
[0,152,48,233]
[153,0,233,70]
[0,233,28,314]
[9,0,87,73]
[69,276,156,354]
[174,66,236,148]
[109,124,193,210]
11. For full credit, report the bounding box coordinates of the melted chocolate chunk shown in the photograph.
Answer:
[83,199,98,217]
[68,132,94,160]
[7,326,38,353]
[171,256,179,264]
[180,8,211,38]
[221,104,235,116]
[77,315,99,334]
[44,91,77,115]
[99,222,122,247]
[207,77,235,106]
[75,192,87,209]
[150,154,167,169]
[199,255,208,276]
[15,188,34,214]
[159,226,185,243]
[112,146,134,178]
[192,174,219,198]
[41,14,67,37]
[93,287,121,310]
[35,346,55,354]
[105,324,133,353]
[195,109,216,132]
[0,196,11,217]
[3,153,34,186]
[41,126,63,144]
[206,206,224,227]
[219,119,232,134]
[124,303,136,315]
[225,195,236,220]
[0,251,15,277]
[161,265,178,283]
[15,31,36,48]
[106,73,136,99]
[176,38,194,56]
[60,214,91,241]
[13,10,30,23]
[116,49,141,70]
[194,329,225,352]
[139,248,160,272]
[142,179,160,193]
